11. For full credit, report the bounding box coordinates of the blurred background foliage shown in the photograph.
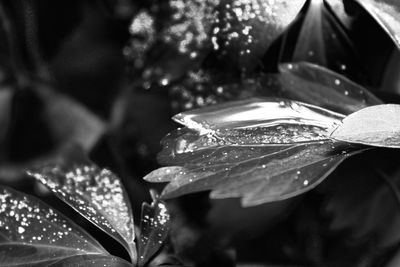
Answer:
[1,0,400,266]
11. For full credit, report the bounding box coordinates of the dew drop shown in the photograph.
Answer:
[18,226,25,234]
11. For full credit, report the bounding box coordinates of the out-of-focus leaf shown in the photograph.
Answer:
[27,164,137,261]
[138,191,171,267]
[276,62,382,114]
[0,88,12,157]
[49,254,132,267]
[146,140,362,206]
[0,186,108,266]
[280,0,366,83]
[331,104,400,148]
[356,0,400,49]
[36,86,106,151]
[212,0,307,72]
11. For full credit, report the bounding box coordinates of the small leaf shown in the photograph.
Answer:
[50,254,132,267]
[331,104,400,148]
[356,0,400,49]
[277,62,382,114]
[0,186,108,266]
[28,164,137,262]
[138,191,171,267]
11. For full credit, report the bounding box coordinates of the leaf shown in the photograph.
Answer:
[49,254,132,267]
[172,97,344,137]
[138,191,171,267]
[0,186,109,266]
[146,140,362,206]
[356,0,400,49]
[36,85,105,151]
[27,164,137,262]
[276,62,382,114]
[280,0,367,82]
[331,104,400,148]
[212,0,307,72]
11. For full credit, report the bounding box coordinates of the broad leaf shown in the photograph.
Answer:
[138,191,170,267]
[280,0,367,83]
[146,140,362,206]
[0,186,108,266]
[28,164,137,261]
[172,98,344,137]
[331,104,400,148]
[276,62,382,114]
[356,0,400,49]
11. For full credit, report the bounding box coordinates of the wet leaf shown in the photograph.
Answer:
[0,186,109,266]
[172,98,344,136]
[277,62,382,114]
[331,104,400,148]
[356,0,400,49]
[27,164,137,261]
[146,140,362,206]
[138,191,171,267]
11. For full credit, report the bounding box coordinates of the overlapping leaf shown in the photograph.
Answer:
[276,62,382,114]
[138,191,171,267]
[144,98,368,206]
[356,0,400,49]
[27,164,137,262]
[331,104,400,148]
[0,186,113,266]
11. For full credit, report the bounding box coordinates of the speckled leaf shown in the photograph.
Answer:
[356,0,400,48]
[146,140,362,206]
[0,186,109,266]
[49,254,132,266]
[138,191,171,267]
[331,104,400,148]
[212,0,307,71]
[27,165,136,261]
[277,62,382,114]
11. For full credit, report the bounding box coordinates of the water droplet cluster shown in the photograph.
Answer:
[29,165,135,248]
[0,187,105,259]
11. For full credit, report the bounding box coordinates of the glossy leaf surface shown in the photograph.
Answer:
[28,165,136,261]
[138,191,171,267]
[356,0,400,48]
[0,186,108,266]
[146,140,361,206]
[173,97,344,138]
[277,62,382,114]
[331,104,400,148]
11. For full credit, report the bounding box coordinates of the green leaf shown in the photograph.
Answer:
[356,0,400,49]
[331,104,400,148]
[0,186,109,266]
[138,191,170,267]
[27,164,137,262]
[277,62,382,114]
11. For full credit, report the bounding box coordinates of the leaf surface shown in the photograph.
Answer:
[28,164,136,261]
[277,62,382,114]
[0,186,108,266]
[356,0,400,48]
[138,191,170,267]
[331,104,400,148]
[146,140,362,206]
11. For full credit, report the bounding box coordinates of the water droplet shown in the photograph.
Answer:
[18,226,25,234]
[303,180,309,186]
